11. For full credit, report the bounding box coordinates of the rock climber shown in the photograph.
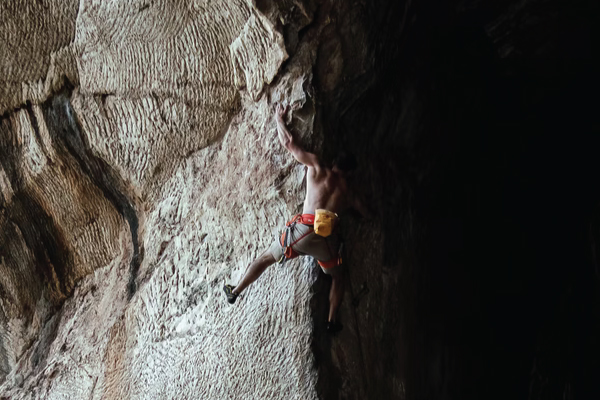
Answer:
[224,103,369,333]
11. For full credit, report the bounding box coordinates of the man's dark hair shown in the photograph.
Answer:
[333,152,357,172]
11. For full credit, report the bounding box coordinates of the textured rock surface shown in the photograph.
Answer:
[0,0,79,113]
[1,1,313,398]
[1,0,599,399]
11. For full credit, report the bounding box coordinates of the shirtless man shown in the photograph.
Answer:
[224,103,366,333]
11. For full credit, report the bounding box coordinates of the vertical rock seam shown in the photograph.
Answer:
[41,89,143,300]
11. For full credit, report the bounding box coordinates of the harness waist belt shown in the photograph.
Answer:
[295,214,315,225]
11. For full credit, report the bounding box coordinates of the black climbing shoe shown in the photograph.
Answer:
[223,284,239,304]
[327,321,343,334]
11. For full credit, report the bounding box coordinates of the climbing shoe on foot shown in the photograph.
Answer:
[327,321,343,334]
[223,284,238,304]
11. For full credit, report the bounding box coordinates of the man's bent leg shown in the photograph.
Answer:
[233,250,277,295]
[328,270,345,323]
[225,237,282,303]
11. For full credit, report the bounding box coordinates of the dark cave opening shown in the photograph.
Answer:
[311,0,600,398]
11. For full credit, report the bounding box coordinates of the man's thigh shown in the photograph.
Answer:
[267,237,283,261]
[293,225,340,262]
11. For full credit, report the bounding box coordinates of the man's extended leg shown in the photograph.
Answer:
[224,250,276,303]
[328,271,345,324]
[235,250,277,294]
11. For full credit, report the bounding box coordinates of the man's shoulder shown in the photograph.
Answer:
[306,164,329,177]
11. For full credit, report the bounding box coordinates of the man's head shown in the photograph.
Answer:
[332,152,357,173]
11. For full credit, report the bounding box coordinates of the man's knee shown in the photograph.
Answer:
[260,250,277,264]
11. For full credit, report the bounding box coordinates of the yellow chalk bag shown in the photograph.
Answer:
[314,209,338,237]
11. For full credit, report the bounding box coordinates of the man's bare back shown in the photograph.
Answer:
[274,103,357,216]
[304,166,349,215]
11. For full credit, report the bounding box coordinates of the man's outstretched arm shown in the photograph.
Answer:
[275,104,320,168]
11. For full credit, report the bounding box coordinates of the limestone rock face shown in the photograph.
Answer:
[1,1,314,398]
[0,0,79,113]
[1,0,599,399]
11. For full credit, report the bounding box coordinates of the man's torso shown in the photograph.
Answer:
[302,166,348,215]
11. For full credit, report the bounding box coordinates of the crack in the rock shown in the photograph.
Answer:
[0,116,72,302]
[41,87,144,300]
[23,102,50,161]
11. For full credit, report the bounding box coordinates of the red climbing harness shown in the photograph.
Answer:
[279,214,315,260]
[278,213,342,269]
